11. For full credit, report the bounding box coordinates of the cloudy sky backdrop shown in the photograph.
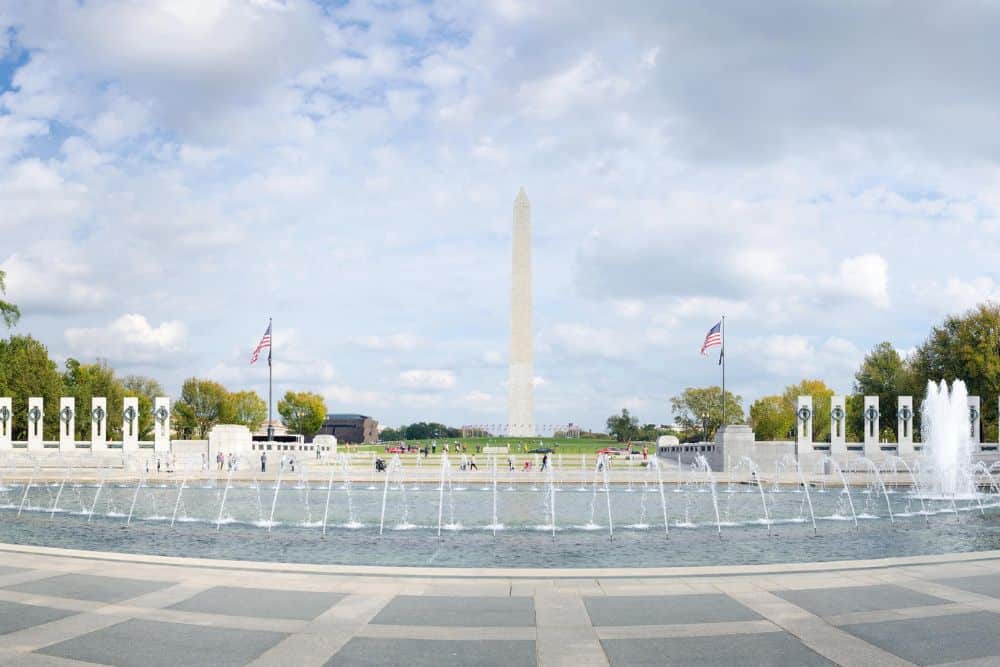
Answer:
[1,1,998,430]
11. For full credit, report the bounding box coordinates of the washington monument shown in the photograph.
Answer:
[508,187,534,436]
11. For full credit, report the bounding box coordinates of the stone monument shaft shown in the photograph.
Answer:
[508,187,534,436]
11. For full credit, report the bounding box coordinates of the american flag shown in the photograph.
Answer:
[700,321,722,357]
[250,322,272,366]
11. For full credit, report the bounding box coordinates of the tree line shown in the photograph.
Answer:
[611,302,1000,443]
[0,335,328,441]
[380,422,462,441]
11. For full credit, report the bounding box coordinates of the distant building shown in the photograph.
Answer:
[317,414,379,444]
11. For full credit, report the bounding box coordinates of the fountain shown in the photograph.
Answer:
[923,379,975,497]
[858,457,894,525]
[696,454,722,535]
[653,456,669,536]
[820,456,858,528]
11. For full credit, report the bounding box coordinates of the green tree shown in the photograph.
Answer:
[606,408,639,442]
[121,375,164,439]
[783,379,835,442]
[749,379,835,441]
[0,336,63,440]
[749,395,793,441]
[173,378,229,438]
[670,386,744,440]
[62,359,125,440]
[910,302,1000,441]
[849,342,916,442]
[380,427,403,441]
[401,422,459,439]
[0,270,20,328]
[224,390,267,433]
[637,423,661,442]
[278,391,326,435]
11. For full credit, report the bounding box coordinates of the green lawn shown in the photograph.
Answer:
[346,436,650,455]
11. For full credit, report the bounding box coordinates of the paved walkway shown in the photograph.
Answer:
[1,544,1000,666]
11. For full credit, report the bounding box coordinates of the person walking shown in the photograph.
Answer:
[261,451,267,473]
[469,455,478,471]
[541,453,548,472]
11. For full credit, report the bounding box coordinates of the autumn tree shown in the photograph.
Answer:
[669,386,743,440]
[277,391,326,435]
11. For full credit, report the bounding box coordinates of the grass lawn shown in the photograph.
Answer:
[345,436,650,455]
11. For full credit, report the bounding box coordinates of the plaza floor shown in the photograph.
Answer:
[1,544,1000,665]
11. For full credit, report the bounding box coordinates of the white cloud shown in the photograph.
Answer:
[350,333,422,352]
[399,369,457,391]
[819,254,890,309]
[0,246,107,314]
[2,1,1000,431]
[64,314,186,364]
[918,277,1000,316]
[518,55,635,120]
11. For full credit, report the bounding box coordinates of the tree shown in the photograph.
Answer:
[784,379,835,442]
[0,270,19,328]
[670,386,744,440]
[224,390,267,433]
[173,378,229,438]
[0,336,63,440]
[380,427,403,441]
[910,302,1000,441]
[750,379,835,441]
[849,342,916,441]
[62,359,125,440]
[637,423,662,442]
[749,395,793,441]
[606,408,639,442]
[121,375,164,439]
[278,391,326,435]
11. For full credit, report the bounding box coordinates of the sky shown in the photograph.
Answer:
[1,0,999,432]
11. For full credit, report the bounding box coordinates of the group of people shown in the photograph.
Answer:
[214,451,242,472]
[258,452,295,473]
[144,454,176,474]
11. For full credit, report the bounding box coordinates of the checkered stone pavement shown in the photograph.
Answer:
[2,543,1000,666]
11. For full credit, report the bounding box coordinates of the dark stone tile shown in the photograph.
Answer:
[602,633,836,666]
[584,594,760,626]
[841,611,1000,665]
[0,600,76,635]
[36,618,286,667]
[775,584,948,617]
[169,586,344,620]
[5,573,172,603]
[936,573,1000,599]
[371,596,535,627]
[325,638,536,667]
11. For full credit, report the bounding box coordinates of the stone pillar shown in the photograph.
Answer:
[59,397,76,453]
[796,396,813,453]
[0,397,11,451]
[122,397,139,453]
[897,396,914,456]
[863,395,880,457]
[91,397,107,452]
[969,395,981,445]
[830,395,846,457]
[153,396,170,453]
[27,397,44,450]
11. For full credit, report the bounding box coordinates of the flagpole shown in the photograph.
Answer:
[267,316,273,442]
[721,315,726,431]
